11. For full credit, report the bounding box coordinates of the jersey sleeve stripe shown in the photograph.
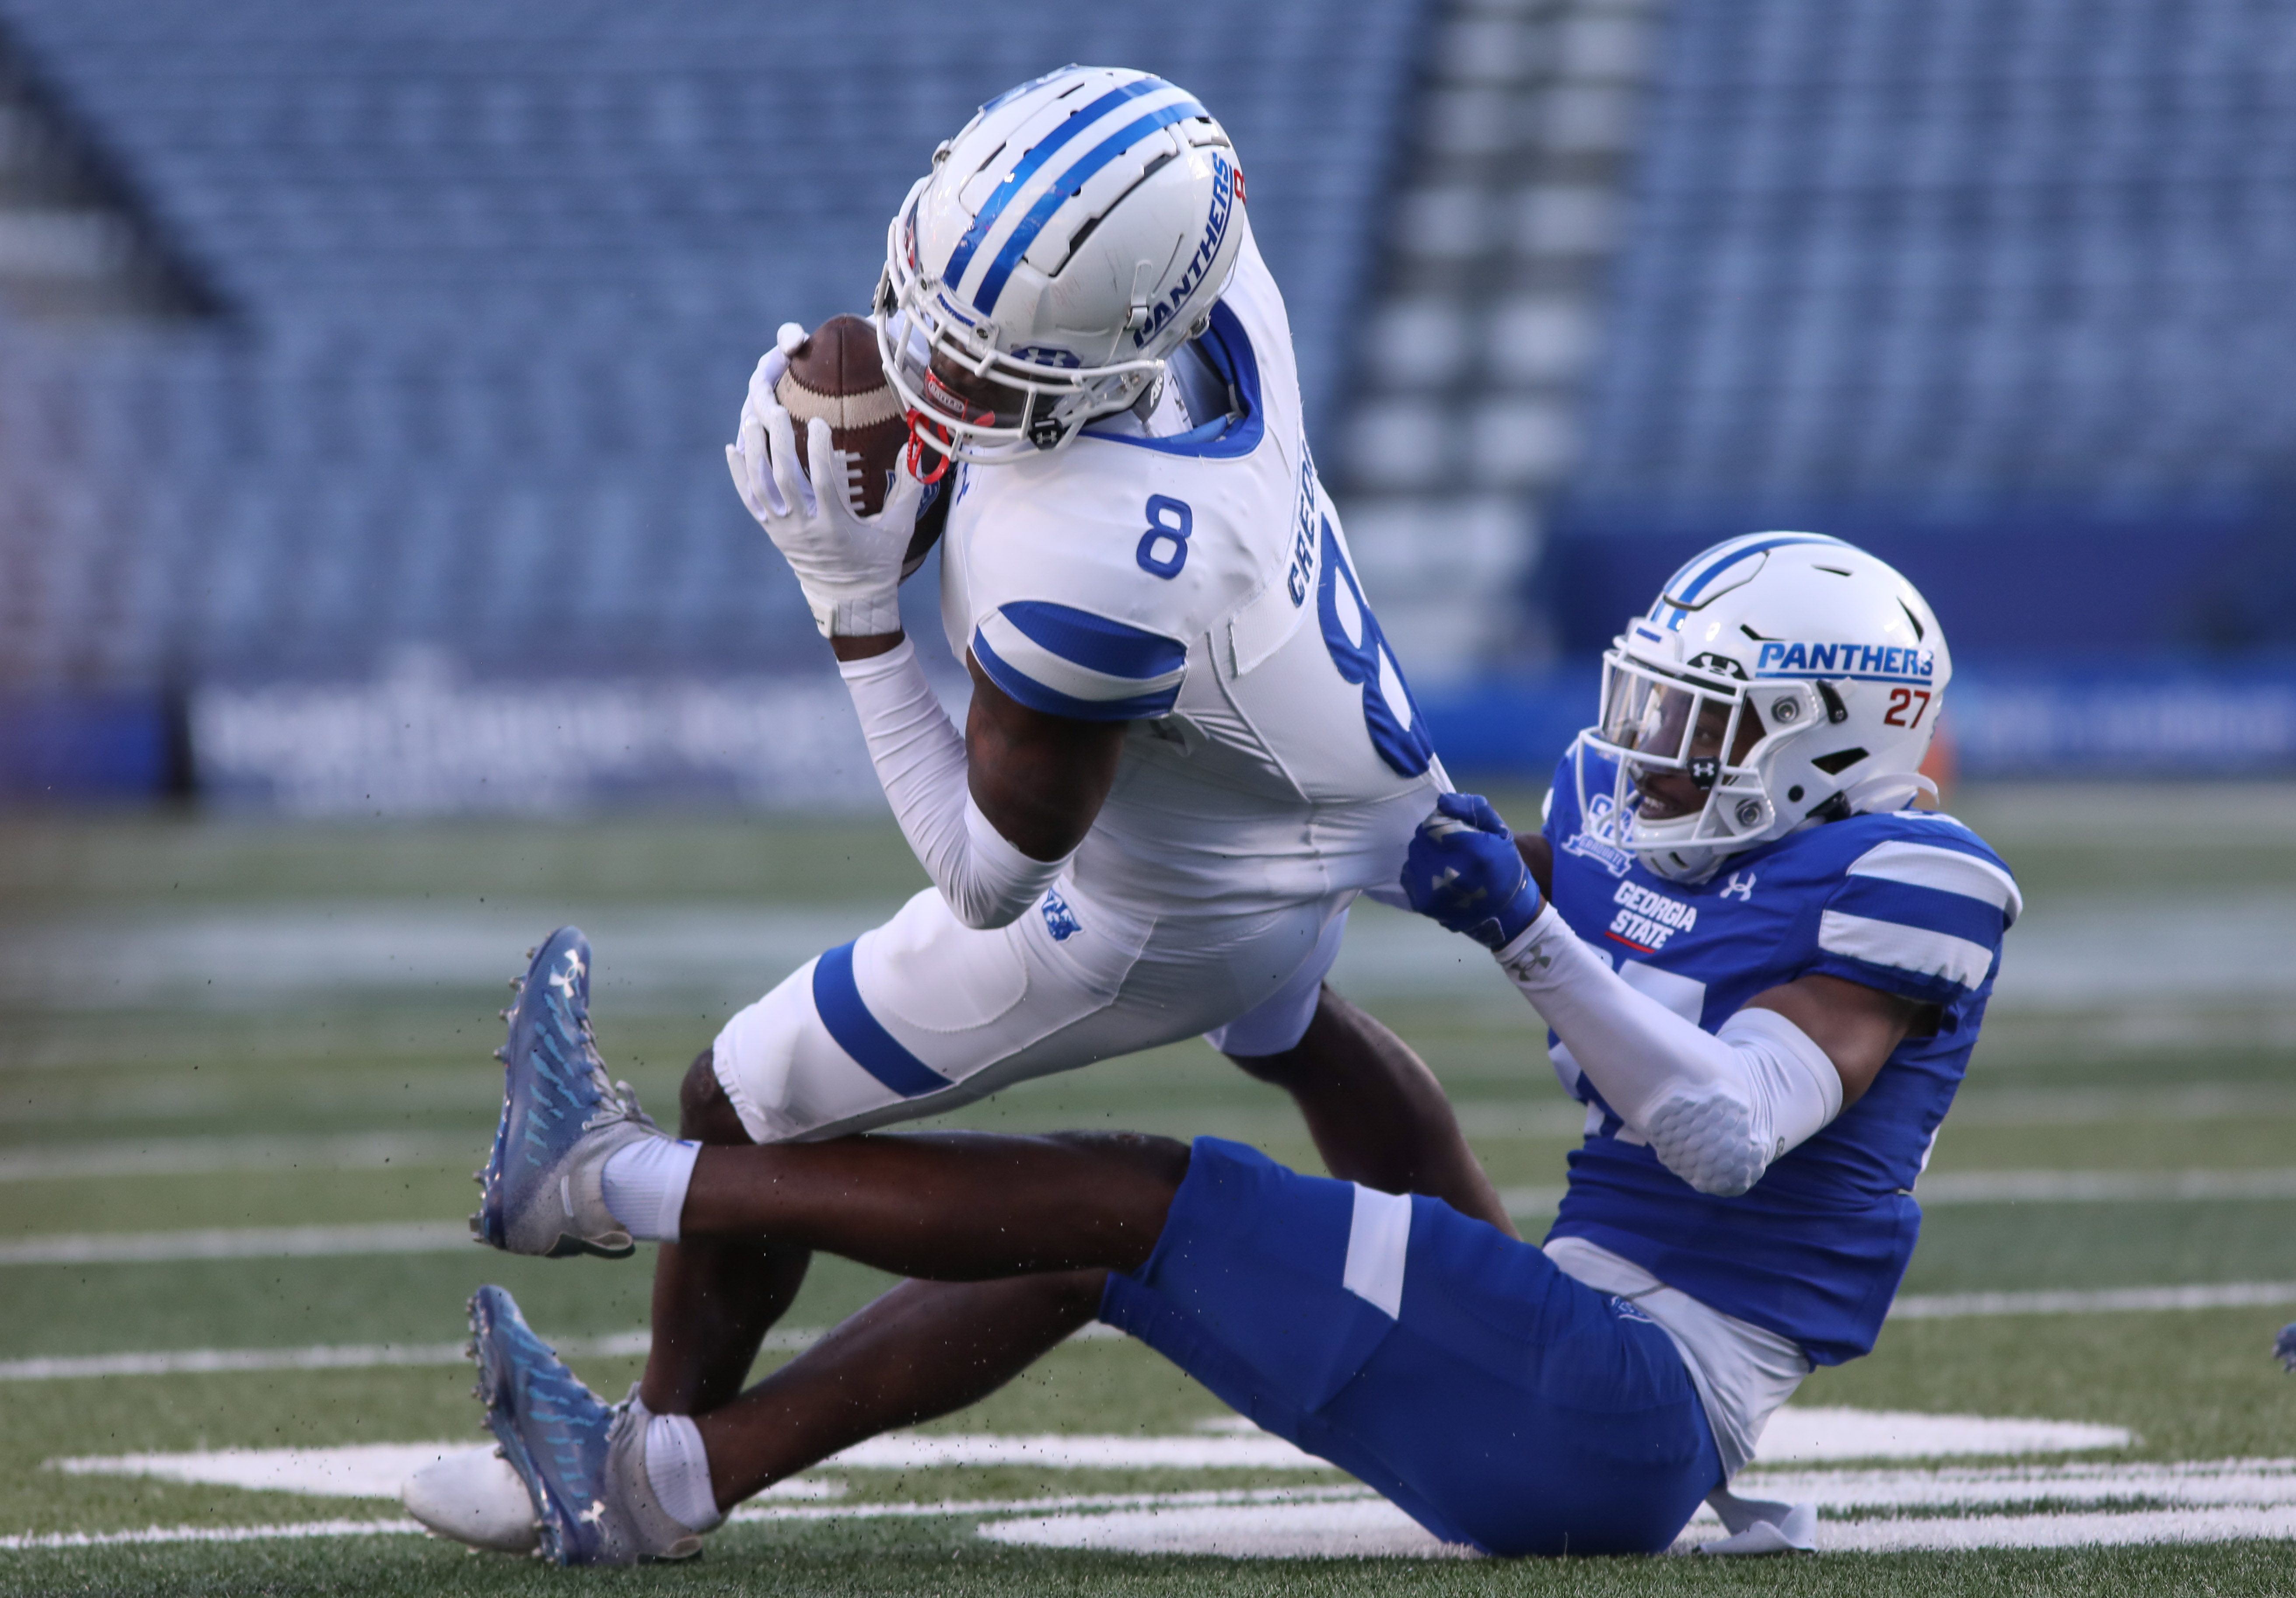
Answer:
[972,622,1183,721]
[1848,840,2023,925]
[1824,875,2009,952]
[1817,909,1996,993]
[998,600,1190,682]
[972,605,1186,722]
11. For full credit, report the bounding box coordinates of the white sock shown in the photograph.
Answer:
[643,1410,723,1532]
[600,1138,700,1242]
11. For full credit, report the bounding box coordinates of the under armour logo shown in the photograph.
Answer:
[1041,890,1082,942]
[1719,871,1757,902]
[550,950,587,991]
[1505,943,1554,977]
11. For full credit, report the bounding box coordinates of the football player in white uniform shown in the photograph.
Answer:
[453,64,1511,1539]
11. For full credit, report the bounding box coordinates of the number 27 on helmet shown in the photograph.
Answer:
[1579,533,1953,884]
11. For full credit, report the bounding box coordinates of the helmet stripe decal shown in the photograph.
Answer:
[1657,534,1844,628]
[971,98,1208,316]
[941,77,1173,299]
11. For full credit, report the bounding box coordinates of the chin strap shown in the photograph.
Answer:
[903,410,956,485]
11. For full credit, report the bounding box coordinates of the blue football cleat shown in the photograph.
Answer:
[2276,1322,2296,1374]
[467,1286,700,1565]
[472,927,666,1258]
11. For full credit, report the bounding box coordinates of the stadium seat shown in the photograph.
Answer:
[0,0,1432,692]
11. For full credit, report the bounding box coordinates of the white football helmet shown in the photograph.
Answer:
[1576,533,1952,884]
[874,65,1247,473]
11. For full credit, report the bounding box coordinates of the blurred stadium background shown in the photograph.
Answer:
[2,0,2293,807]
[4,2,2296,1583]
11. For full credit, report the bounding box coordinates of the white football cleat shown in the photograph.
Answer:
[402,1443,541,1555]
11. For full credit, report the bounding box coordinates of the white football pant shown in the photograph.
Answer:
[710,876,1352,1144]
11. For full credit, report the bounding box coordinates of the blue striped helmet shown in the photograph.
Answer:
[874,66,1247,469]
[1576,533,1953,883]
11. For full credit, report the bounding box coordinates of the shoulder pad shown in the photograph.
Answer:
[1813,819,2020,1000]
[973,600,1187,722]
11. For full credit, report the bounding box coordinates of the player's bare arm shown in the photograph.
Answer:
[824,631,1125,863]
[961,650,1126,861]
[1227,985,1516,1236]
[1744,972,1929,1108]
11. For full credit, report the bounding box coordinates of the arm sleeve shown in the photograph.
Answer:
[1810,838,2022,1007]
[837,639,1067,930]
[1492,909,1844,1196]
[969,600,1188,722]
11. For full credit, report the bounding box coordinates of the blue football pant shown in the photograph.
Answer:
[1100,1137,1723,1556]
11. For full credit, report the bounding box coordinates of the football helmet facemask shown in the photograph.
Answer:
[1577,533,1952,884]
[875,65,1247,474]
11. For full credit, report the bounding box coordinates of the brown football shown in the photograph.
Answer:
[773,313,940,577]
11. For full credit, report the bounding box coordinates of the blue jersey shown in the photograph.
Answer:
[1539,747,2020,1365]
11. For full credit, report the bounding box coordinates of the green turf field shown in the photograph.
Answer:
[2,784,2294,1594]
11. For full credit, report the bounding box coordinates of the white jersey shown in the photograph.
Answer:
[937,231,1441,919]
[709,230,1446,1145]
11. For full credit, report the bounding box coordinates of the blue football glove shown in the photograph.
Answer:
[1401,792,1545,950]
[2276,1322,2296,1374]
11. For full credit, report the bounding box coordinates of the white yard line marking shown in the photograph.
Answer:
[23,895,2296,1012]
[20,1464,2296,1556]
[51,1409,2131,1507]
[3,1274,2284,1382]
[985,1473,2296,1559]
[0,1330,686,1381]
[49,1444,845,1502]
[0,1489,1381,1553]
[725,1486,1376,1526]
[1504,1168,2296,1217]
[1801,1505,2296,1553]
[1751,1408,2128,1462]
[0,1221,473,1266]
[55,1436,1338,1497]
[821,1434,1328,1471]
[0,1133,475,1182]
[1730,1460,2296,1511]
[4,1163,2278,1264]
[0,1343,482,1381]
[15,1135,2292,1199]
[1945,1085,2296,1126]
[1892,1281,2296,1318]
[1913,1168,2296,1203]
[982,1498,1465,1559]
[0,1324,1122,1382]
[0,1518,423,1552]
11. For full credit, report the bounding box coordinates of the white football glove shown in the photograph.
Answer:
[726,325,924,638]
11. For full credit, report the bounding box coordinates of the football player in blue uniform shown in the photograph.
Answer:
[415,533,2018,1563]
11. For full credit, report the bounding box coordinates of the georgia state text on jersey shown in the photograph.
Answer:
[1540,745,2021,1366]
[937,230,1442,916]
